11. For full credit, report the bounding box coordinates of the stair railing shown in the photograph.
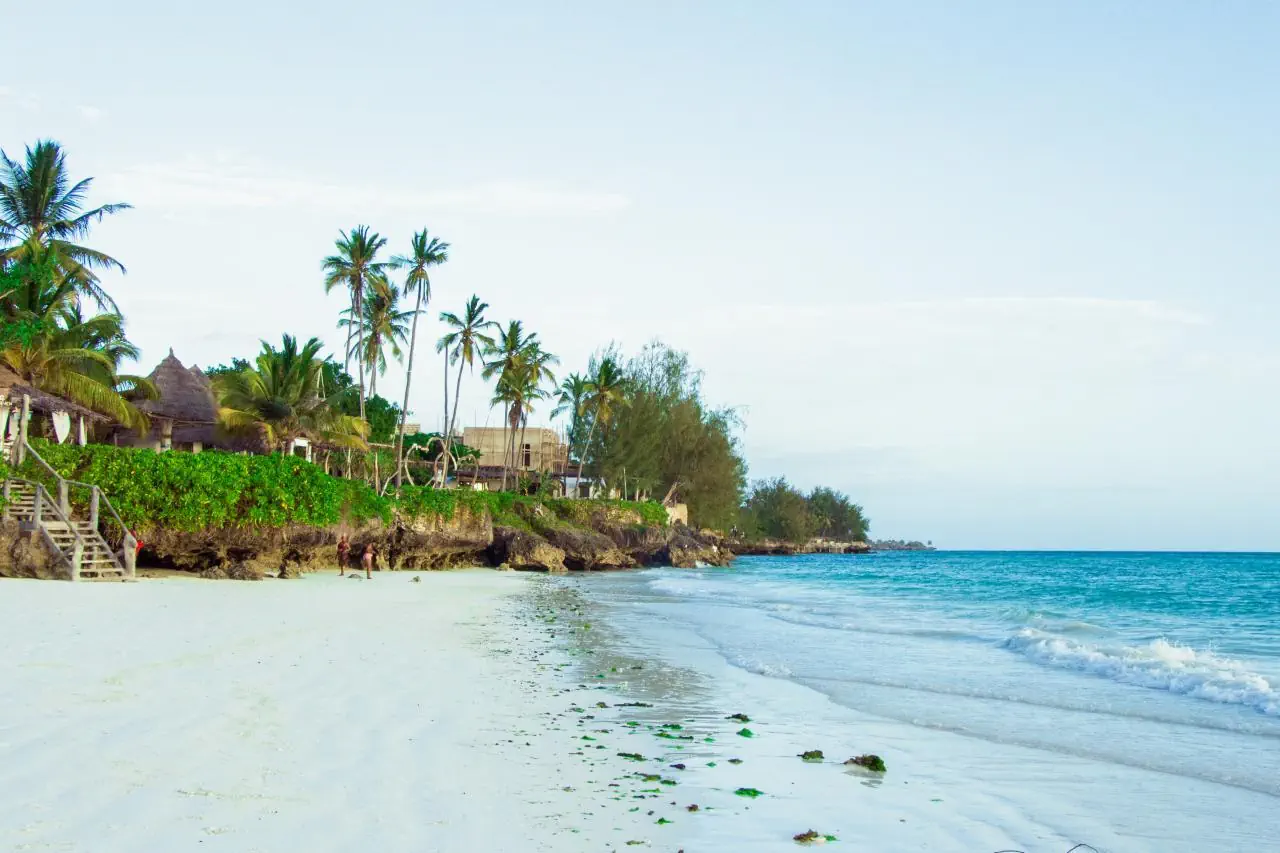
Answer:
[17,439,135,578]
[4,475,88,580]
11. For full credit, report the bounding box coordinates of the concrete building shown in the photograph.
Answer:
[462,426,568,472]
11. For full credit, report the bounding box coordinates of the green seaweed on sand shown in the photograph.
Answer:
[670,763,686,770]
[625,721,641,727]
[656,817,672,825]
[638,773,662,782]
[794,829,838,844]
[728,758,744,764]
[844,754,886,772]
[618,702,653,707]
[618,752,645,761]
[736,728,755,738]
[734,787,764,798]
[686,804,700,812]
[798,750,824,762]
[661,723,683,730]
[726,713,751,723]
[596,701,609,708]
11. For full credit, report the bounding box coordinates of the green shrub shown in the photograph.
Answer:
[20,439,672,533]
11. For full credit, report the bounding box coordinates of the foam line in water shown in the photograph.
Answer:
[1004,629,1280,716]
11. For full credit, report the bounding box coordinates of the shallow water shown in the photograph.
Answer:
[566,551,1280,849]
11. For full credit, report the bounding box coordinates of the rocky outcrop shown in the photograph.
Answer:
[666,526,732,568]
[134,506,493,577]
[536,525,635,570]
[489,525,567,572]
[0,519,60,579]
[729,537,870,556]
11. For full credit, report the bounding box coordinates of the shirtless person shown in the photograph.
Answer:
[337,535,350,576]
[361,543,375,580]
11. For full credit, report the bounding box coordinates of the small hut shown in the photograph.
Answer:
[115,350,222,453]
[1,364,107,461]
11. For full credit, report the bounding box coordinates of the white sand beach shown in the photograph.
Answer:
[0,571,664,852]
[8,569,1263,853]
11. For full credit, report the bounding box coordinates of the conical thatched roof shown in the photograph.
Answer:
[138,350,218,424]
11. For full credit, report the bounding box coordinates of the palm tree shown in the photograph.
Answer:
[337,278,411,398]
[0,140,131,312]
[509,343,558,488]
[580,354,628,492]
[437,296,496,486]
[2,316,152,430]
[390,230,449,487]
[214,335,367,453]
[483,321,534,488]
[322,226,389,424]
[552,372,589,467]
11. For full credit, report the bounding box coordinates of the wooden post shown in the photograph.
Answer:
[58,479,70,517]
[89,486,100,529]
[15,394,30,466]
[1,480,10,521]
[123,532,137,579]
[76,415,87,446]
[70,538,82,582]
[32,486,42,525]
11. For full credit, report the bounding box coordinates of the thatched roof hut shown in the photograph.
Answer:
[113,350,227,451]
[0,364,109,422]
[138,349,219,431]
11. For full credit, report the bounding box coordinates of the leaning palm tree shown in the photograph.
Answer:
[437,296,496,486]
[580,354,628,490]
[0,140,131,311]
[389,230,449,487]
[322,225,389,424]
[214,335,368,453]
[338,278,411,398]
[483,321,534,488]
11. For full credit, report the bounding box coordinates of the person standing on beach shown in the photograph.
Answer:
[361,543,375,580]
[337,535,350,576]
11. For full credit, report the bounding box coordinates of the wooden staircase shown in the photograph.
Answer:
[3,443,137,582]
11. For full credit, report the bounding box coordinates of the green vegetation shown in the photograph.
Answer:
[798,750,824,762]
[22,438,663,534]
[564,343,747,529]
[844,754,886,772]
[739,477,869,543]
[4,139,875,543]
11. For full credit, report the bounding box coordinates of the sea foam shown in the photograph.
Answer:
[1004,629,1280,716]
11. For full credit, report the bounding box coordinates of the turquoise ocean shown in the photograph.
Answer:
[584,551,1280,804]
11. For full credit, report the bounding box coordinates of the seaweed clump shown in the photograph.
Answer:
[734,787,764,798]
[798,750,824,762]
[794,829,838,844]
[726,713,751,723]
[844,754,886,772]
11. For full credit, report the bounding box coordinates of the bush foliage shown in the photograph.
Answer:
[22,439,665,532]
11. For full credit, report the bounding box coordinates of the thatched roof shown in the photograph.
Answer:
[138,350,218,424]
[0,364,109,421]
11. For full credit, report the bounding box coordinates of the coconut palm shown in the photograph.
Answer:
[337,278,412,398]
[322,225,389,423]
[2,318,152,430]
[389,230,449,487]
[214,335,367,453]
[552,372,589,464]
[508,343,558,487]
[437,296,496,486]
[0,140,131,312]
[580,354,628,489]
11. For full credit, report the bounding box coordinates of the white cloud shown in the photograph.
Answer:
[0,86,41,111]
[101,153,631,216]
[77,105,105,122]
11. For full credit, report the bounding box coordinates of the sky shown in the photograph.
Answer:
[3,1,1278,550]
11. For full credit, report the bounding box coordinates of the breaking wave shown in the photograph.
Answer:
[1004,630,1280,716]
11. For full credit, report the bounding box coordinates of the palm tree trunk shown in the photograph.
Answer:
[500,403,510,491]
[395,285,424,488]
[353,280,367,424]
[580,415,598,498]
[442,354,466,488]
